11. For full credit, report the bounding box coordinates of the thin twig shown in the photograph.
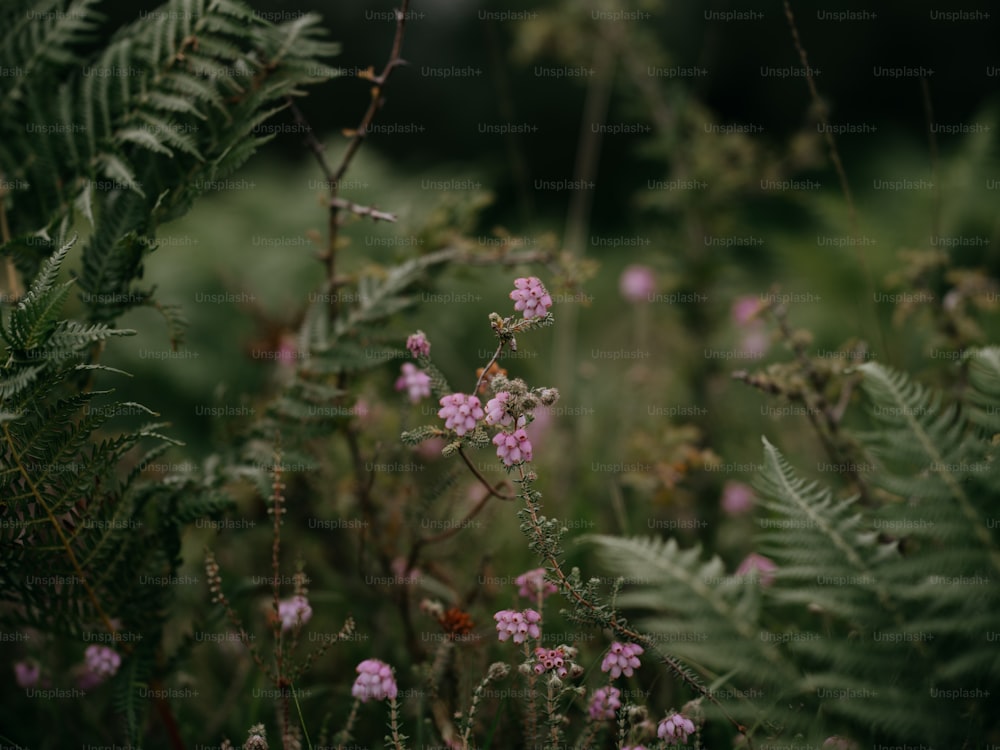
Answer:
[782,0,855,234]
[329,197,397,223]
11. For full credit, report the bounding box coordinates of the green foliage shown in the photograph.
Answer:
[0,242,233,745]
[0,0,339,743]
[0,0,338,327]
[588,353,1000,747]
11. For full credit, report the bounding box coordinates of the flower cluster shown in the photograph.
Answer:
[619,264,656,303]
[396,362,431,403]
[438,393,484,436]
[484,391,520,428]
[516,568,558,600]
[352,658,398,702]
[532,645,576,678]
[494,608,541,644]
[492,428,532,467]
[601,641,644,679]
[588,685,622,720]
[510,276,552,319]
[277,594,312,631]
[14,660,40,688]
[406,330,430,358]
[78,645,121,688]
[736,552,777,587]
[658,712,695,745]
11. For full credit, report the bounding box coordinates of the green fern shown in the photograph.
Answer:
[587,354,1000,747]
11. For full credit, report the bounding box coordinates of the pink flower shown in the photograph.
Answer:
[515,568,558,600]
[739,327,770,358]
[721,481,755,516]
[600,641,644,679]
[396,363,431,403]
[438,393,484,436]
[406,331,431,358]
[619,264,656,303]
[736,553,777,586]
[731,295,762,326]
[276,333,298,365]
[277,595,312,631]
[494,609,541,644]
[658,711,695,745]
[588,686,622,720]
[83,645,121,684]
[510,277,553,319]
[352,658,398,702]
[533,646,573,678]
[492,428,532,466]
[14,660,40,688]
[484,392,514,427]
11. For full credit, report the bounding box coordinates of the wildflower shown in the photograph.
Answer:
[515,568,558,600]
[510,276,553,319]
[406,330,431,358]
[14,660,40,688]
[492,428,532,466]
[277,594,312,631]
[533,646,575,678]
[658,711,696,745]
[244,723,268,750]
[438,393,484,436]
[600,641,644,679]
[395,362,431,403]
[352,658,398,702]
[619,264,656,303]
[84,645,121,683]
[731,295,762,325]
[484,391,514,427]
[721,481,755,516]
[588,685,622,720]
[494,608,541,644]
[736,552,777,586]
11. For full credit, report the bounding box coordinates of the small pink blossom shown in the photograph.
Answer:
[396,363,431,403]
[438,393,484,436]
[494,609,541,644]
[81,645,120,687]
[619,264,656,303]
[492,428,532,466]
[533,646,573,678]
[736,553,778,586]
[731,295,762,326]
[277,595,312,631]
[352,658,398,702]
[739,327,770,357]
[600,641,644,679]
[484,392,515,427]
[14,660,40,688]
[588,686,622,720]
[516,568,558,600]
[510,277,553,319]
[721,481,755,516]
[658,711,695,745]
[406,331,431,358]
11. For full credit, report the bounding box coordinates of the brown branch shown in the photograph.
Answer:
[329,197,397,223]
[317,0,412,321]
